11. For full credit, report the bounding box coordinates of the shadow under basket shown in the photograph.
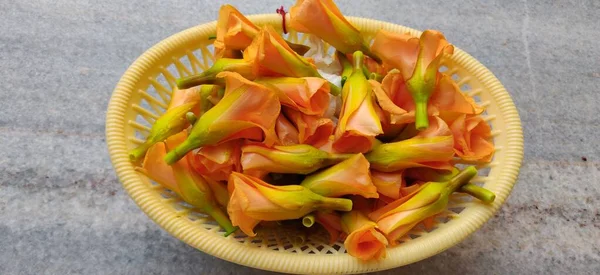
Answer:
[105,14,524,274]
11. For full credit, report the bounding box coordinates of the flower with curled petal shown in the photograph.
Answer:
[333,51,383,153]
[241,143,352,175]
[257,76,331,116]
[301,154,379,198]
[366,136,455,172]
[371,29,455,129]
[368,167,477,245]
[214,4,309,58]
[448,114,495,162]
[164,72,280,164]
[341,210,388,260]
[189,140,242,182]
[227,172,352,236]
[243,26,320,78]
[372,71,482,127]
[137,132,237,235]
[274,114,300,145]
[284,108,333,148]
[289,0,379,62]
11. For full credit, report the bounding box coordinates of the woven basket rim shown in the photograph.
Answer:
[105,14,524,274]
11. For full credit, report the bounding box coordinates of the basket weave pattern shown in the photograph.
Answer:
[106,15,523,274]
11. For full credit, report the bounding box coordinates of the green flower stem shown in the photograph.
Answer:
[360,44,382,64]
[164,139,198,165]
[319,197,353,212]
[302,214,315,228]
[460,183,496,203]
[324,153,355,166]
[207,206,238,236]
[329,81,341,96]
[414,100,429,130]
[352,51,364,71]
[176,73,217,89]
[447,166,478,192]
[129,141,152,162]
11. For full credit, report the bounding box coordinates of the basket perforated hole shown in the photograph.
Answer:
[439,65,449,72]
[472,95,482,103]
[460,83,472,92]
[477,166,491,177]
[160,191,174,199]
[166,63,182,79]
[448,206,466,214]
[408,234,421,240]
[436,215,452,224]
[251,238,263,244]
[451,73,460,81]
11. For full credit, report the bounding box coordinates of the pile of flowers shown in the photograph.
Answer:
[129,0,496,261]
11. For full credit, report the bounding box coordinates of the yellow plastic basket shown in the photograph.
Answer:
[106,15,523,274]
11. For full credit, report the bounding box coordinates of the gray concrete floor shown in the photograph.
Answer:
[1,0,599,274]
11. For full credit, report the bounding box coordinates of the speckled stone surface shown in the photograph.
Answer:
[1,0,599,274]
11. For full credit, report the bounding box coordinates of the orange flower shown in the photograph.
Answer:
[289,0,378,61]
[371,170,405,200]
[284,108,333,148]
[373,71,482,125]
[227,172,353,236]
[366,135,455,172]
[315,211,343,244]
[333,51,383,153]
[301,154,379,198]
[369,167,477,245]
[371,30,455,129]
[164,72,280,164]
[448,114,495,162]
[189,140,242,182]
[244,26,320,78]
[341,210,388,261]
[257,77,331,115]
[275,114,300,145]
[214,4,260,57]
[241,143,352,175]
[137,132,237,235]
[214,5,309,58]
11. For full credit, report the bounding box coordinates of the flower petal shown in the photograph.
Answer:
[449,114,495,162]
[370,29,419,81]
[259,77,331,116]
[301,154,378,198]
[214,4,260,57]
[284,108,333,148]
[244,26,319,78]
[289,0,368,55]
[371,170,405,200]
[275,114,300,146]
[189,140,242,182]
[341,211,388,261]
